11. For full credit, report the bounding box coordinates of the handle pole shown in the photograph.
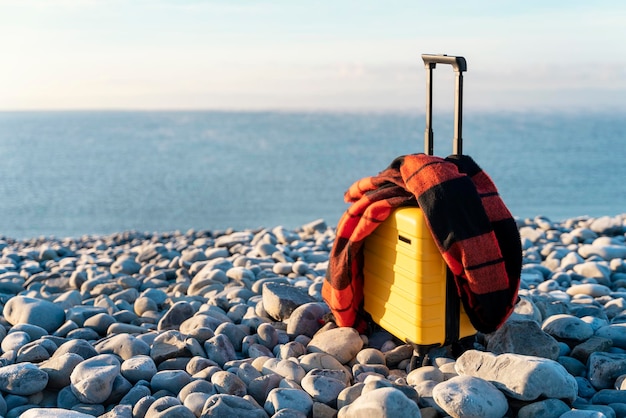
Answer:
[424,63,435,155]
[421,54,467,156]
[454,70,463,155]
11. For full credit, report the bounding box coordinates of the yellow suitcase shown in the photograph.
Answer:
[363,207,476,347]
[363,54,477,363]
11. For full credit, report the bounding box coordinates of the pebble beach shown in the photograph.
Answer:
[1,214,626,418]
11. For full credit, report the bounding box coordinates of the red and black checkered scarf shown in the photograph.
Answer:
[323,153,521,334]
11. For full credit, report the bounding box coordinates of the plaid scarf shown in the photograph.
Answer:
[323,153,521,334]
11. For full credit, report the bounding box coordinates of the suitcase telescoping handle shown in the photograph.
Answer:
[421,54,467,156]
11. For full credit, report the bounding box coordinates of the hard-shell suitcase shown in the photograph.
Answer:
[363,54,477,363]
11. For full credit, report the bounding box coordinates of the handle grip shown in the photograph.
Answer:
[421,54,467,155]
[421,54,467,72]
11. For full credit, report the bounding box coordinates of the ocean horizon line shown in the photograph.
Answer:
[1,107,622,116]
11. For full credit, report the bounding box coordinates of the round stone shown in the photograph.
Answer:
[542,314,594,343]
[0,363,49,396]
[94,333,151,360]
[204,334,237,368]
[121,355,158,384]
[300,373,347,407]
[355,348,386,365]
[338,387,420,418]
[211,371,247,396]
[157,301,196,331]
[286,303,328,338]
[53,339,98,360]
[214,322,248,352]
[262,282,316,321]
[566,283,612,298]
[1,330,30,353]
[264,388,314,417]
[83,312,117,336]
[70,354,121,404]
[39,353,84,389]
[178,379,216,403]
[110,256,141,275]
[257,323,279,349]
[3,296,65,333]
[432,375,508,418]
[307,327,363,364]
[202,394,268,418]
[151,370,192,395]
[262,358,306,383]
[20,409,94,418]
[407,366,444,385]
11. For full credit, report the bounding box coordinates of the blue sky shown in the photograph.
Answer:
[1,0,625,111]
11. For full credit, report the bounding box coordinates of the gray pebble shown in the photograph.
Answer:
[20,409,94,418]
[336,383,364,410]
[383,344,413,368]
[285,302,327,338]
[10,323,48,341]
[70,354,121,404]
[211,371,247,396]
[95,333,151,360]
[182,392,212,417]
[202,394,268,418]
[39,353,84,389]
[301,373,347,407]
[262,282,316,321]
[53,339,98,360]
[595,324,626,349]
[178,379,216,404]
[257,323,279,349]
[214,322,248,352]
[150,369,192,394]
[0,363,49,396]
[338,387,420,418]
[576,376,598,398]
[150,404,196,418]
[3,296,65,333]
[355,348,385,365]
[150,330,193,364]
[133,395,156,418]
[119,384,152,406]
[433,375,508,418]
[248,373,282,405]
[488,319,560,360]
[264,388,313,416]
[263,358,306,383]
[248,343,274,358]
[276,341,307,360]
[456,350,578,402]
[144,396,181,416]
[134,297,158,316]
[204,334,237,368]
[542,314,595,343]
[308,327,363,364]
[157,301,195,331]
[406,366,444,386]
[66,327,100,340]
[1,331,31,354]
[184,356,215,374]
[517,398,572,418]
[560,409,613,418]
[588,352,626,389]
[110,256,141,275]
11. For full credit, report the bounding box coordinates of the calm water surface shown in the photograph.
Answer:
[0,110,624,239]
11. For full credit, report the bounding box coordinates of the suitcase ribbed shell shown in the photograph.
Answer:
[363,207,476,346]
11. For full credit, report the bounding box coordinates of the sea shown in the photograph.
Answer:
[1,110,625,240]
